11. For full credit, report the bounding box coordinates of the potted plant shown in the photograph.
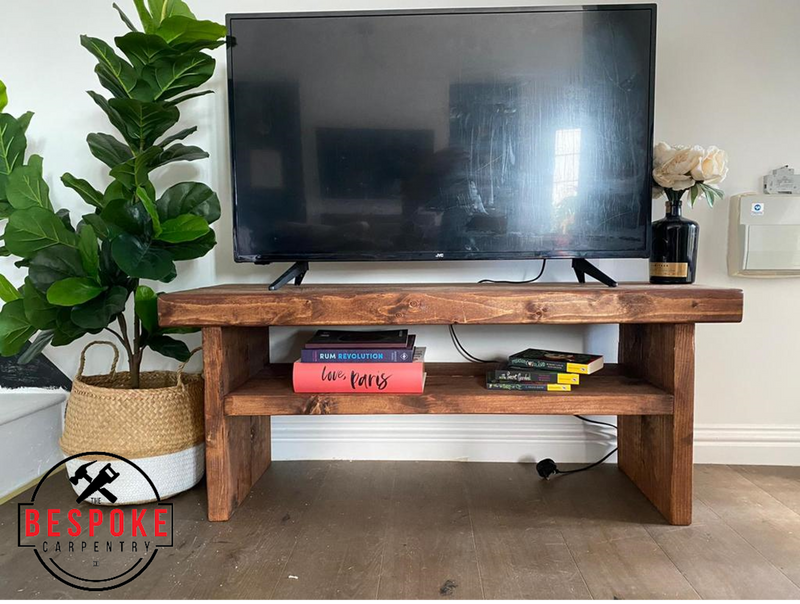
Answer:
[650,143,729,284]
[0,0,226,502]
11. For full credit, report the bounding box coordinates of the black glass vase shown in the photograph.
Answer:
[649,192,699,284]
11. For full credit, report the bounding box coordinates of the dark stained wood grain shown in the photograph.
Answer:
[159,283,744,327]
[618,323,695,525]
[202,327,271,521]
[223,363,674,417]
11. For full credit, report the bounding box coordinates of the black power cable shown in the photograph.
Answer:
[478,259,547,284]
[448,324,491,363]
[537,416,618,479]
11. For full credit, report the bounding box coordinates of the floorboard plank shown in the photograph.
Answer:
[462,463,591,599]
[541,465,700,600]
[271,461,395,599]
[120,461,331,599]
[647,491,800,599]
[732,465,800,516]
[377,462,483,600]
[694,465,800,588]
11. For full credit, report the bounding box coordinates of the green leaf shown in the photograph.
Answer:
[116,32,175,72]
[154,143,208,168]
[103,179,131,205]
[18,330,54,365]
[0,114,27,179]
[4,207,78,258]
[71,285,128,330]
[22,278,59,330]
[28,245,85,293]
[137,186,162,236]
[47,278,106,306]
[156,17,226,52]
[142,52,215,102]
[148,334,191,361]
[0,299,36,356]
[62,173,104,209]
[160,228,215,260]
[109,145,162,190]
[112,3,138,32]
[157,126,196,147]
[101,199,151,235]
[148,0,195,26]
[78,225,101,280]
[111,232,175,280]
[81,36,138,99]
[164,89,213,106]
[107,97,179,150]
[98,240,130,288]
[134,284,159,332]
[0,79,7,112]
[0,201,13,219]
[689,184,699,208]
[16,112,34,135]
[87,133,133,168]
[82,213,111,240]
[157,181,220,223]
[132,0,156,34]
[6,155,51,210]
[0,273,21,302]
[56,208,75,233]
[156,214,209,243]
[52,309,89,346]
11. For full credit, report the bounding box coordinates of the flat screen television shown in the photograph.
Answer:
[227,5,657,266]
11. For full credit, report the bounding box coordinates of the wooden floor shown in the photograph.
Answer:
[2,462,800,599]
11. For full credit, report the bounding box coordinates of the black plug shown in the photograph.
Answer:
[536,458,559,480]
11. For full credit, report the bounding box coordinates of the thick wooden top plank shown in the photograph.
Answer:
[223,363,674,416]
[159,283,743,327]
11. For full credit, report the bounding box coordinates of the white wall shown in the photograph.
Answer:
[2,0,799,464]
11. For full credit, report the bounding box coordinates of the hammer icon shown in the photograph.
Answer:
[70,461,119,504]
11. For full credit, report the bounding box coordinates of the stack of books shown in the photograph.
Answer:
[486,348,604,392]
[293,329,427,394]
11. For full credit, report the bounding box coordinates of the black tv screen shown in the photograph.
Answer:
[227,5,656,263]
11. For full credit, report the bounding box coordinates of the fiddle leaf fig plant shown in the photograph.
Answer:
[0,0,225,388]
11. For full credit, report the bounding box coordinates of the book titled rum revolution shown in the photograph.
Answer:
[489,365,580,385]
[508,349,604,375]
[301,336,416,363]
[293,348,426,394]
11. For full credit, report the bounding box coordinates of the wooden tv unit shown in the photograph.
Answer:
[158,283,743,525]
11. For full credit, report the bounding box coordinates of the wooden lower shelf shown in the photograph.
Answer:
[224,363,673,416]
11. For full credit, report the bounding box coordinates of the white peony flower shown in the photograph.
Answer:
[690,146,728,184]
[653,145,703,191]
[653,142,678,168]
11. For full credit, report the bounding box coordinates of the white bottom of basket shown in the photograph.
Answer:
[65,444,205,505]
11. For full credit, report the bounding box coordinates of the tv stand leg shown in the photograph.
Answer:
[269,261,309,291]
[572,258,618,288]
[202,327,272,521]
[618,323,695,525]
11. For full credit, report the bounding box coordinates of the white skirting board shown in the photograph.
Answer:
[0,391,68,500]
[270,416,800,466]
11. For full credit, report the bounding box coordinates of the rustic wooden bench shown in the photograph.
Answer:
[159,283,743,525]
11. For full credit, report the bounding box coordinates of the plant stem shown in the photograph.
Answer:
[117,314,140,389]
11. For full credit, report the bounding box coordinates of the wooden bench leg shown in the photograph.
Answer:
[618,323,695,526]
[202,327,271,521]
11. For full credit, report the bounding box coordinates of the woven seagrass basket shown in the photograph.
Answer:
[60,341,205,504]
